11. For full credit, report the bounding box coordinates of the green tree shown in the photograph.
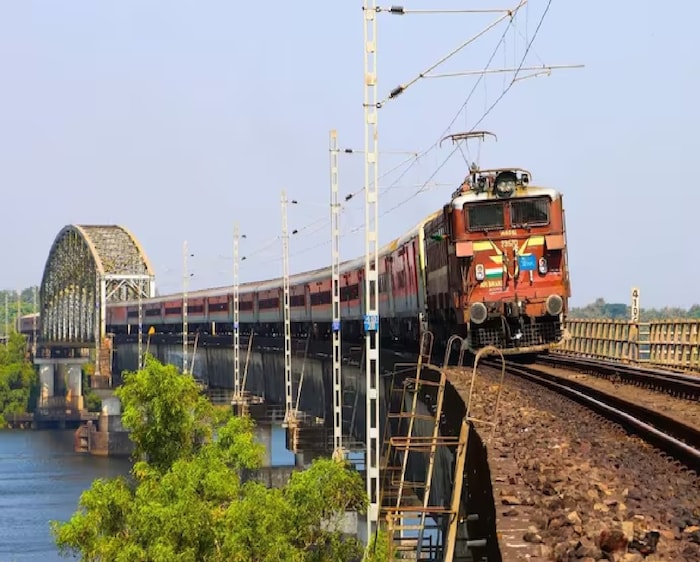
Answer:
[0,287,39,334]
[0,331,37,425]
[52,356,370,561]
[115,356,216,472]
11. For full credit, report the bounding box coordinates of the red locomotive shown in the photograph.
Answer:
[424,145,570,354]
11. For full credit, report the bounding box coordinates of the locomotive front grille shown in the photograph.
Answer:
[469,319,562,350]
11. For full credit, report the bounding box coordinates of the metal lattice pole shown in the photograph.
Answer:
[330,129,343,455]
[233,222,241,401]
[32,286,37,356]
[4,292,8,340]
[363,0,381,541]
[281,191,293,424]
[16,289,21,332]
[138,281,143,370]
[183,240,189,374]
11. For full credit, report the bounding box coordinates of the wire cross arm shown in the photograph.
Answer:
[377,5,522,15]
[424,63,585,80]
[381,0,528,104]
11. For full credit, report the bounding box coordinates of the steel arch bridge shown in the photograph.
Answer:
[39,225,155,356]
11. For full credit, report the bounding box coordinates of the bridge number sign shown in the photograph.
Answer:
[630,287,640,323]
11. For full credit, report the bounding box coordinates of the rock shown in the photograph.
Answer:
[523,529,542,544]
[594,502,610,513]
[598,528,628,553]
[622,553,643,562]
[567,511,582,526]
[502,508,518,516]
[573,538,602,559]
[500,495,521,505]
[629,530,661,555]
[622,521,635,541]
[548,515,566,530]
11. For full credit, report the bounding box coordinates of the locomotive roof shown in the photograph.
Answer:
[116,210,440,306]
[451,185,561,210]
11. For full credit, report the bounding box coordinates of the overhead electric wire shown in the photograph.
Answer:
[377,0,555,217]
[165,1,555,290]
[352,7,521,206]
[378,0,527,106]
[242,0,545,268]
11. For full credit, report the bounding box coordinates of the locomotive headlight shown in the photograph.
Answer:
[493,171,518,198]
[475,264,485,281]
[546,294,564,316]
[470,302,488,324]
[538,257,548,274]
[495,179,516,197]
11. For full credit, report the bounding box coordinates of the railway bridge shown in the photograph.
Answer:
[15,223,700,558]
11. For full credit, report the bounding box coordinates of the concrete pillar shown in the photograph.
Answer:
[67,364,83,410]
[255,424,273,467]
[39,364,55,407]
[99,396,123,433]
[295,450,321,469]
[295,452,307,469]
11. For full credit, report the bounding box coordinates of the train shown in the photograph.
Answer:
[101,161,570,358]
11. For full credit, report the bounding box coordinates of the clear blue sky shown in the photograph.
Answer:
[0,1,696,308]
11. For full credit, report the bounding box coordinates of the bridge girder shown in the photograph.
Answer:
[40,225,155,346]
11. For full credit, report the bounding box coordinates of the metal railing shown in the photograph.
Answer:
[556,318,700,373]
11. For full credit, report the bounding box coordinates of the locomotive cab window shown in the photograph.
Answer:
[466,202,505,231]
[510,197,550,227]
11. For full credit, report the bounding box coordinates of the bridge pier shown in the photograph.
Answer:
[38,363,55,406]
[34,358,90,427]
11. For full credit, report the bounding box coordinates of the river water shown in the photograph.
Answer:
[0,427,296,562]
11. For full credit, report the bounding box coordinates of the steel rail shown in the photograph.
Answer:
[539,354,700,400]
[483,360,700,472]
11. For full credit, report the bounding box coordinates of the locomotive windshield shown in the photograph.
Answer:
[466,197,550,231]
[510,197,549,227]
[467,202,505,231]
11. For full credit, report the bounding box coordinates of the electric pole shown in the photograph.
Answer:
[16,289,21,333]
[363,0,381,541]
[32,286,37,356]
[183,240,190,374]
[233,222,241,401]
[330,129,343,456]
[281,190,293,424]
[138,280,143,370]
[4,292,8,340]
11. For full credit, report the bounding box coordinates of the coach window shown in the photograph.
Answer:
[466,202,505,231]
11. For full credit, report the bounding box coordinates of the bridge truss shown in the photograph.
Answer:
[39,225,155,374]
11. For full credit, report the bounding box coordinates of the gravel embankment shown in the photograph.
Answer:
[448,366,700,562]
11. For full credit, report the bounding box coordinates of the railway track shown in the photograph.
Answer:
[538,353,700,400]
[482,358,700,473]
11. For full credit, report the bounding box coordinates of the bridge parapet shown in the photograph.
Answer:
[557,318,700,372]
